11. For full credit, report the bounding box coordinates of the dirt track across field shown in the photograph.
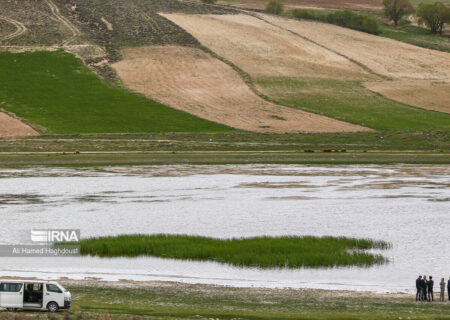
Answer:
[44,0,81,46]
[162,13,372,81]
[113,46,369,133]
[0,16,27,42]
[364,80,450,114]
[0,111,39,138]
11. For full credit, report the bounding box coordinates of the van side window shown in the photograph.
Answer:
[46,284,62,293]
[0,283,23,292]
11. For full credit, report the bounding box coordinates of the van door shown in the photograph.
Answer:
[0,282,24,308]
[44,283,63,309]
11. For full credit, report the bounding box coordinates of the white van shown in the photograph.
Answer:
[0,280,71,312]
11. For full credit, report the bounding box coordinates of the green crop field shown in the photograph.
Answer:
[257,77,450,131]
[0,50,233,134]
[72,234,390,268]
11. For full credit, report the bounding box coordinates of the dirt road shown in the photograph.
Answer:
[44,0,81,46]
[0,16,27,42]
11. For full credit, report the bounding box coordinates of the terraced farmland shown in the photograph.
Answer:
[258,14,450,80]
[156,12,450,130]
[0,0,449,138]
[163,13,373,80]
[113,46,367,133]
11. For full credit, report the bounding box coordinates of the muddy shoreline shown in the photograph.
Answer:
[0,275,412,299]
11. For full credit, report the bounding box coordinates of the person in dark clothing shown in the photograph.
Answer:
[448,277,450,301]
[416,276,422,301]
[422,275,428,301]
[427,276,434,301]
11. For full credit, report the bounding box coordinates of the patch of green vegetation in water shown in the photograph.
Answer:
[72,234,391,268]
[256,77,450,131]
[0,50,234,134]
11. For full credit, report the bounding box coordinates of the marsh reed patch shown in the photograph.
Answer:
[73,234,391,268]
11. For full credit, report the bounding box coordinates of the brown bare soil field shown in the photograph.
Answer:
[112,46,369,133]
[0,111,39,138]
[162,13,372,81]
[364,80,450,114]
[258,14,450,80]
[231,0,382,12]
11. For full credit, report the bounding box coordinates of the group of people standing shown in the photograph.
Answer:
[416,275,450,302]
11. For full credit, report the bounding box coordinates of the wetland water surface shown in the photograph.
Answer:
[0,165,449,293]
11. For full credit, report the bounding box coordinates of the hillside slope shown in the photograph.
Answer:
[0,0,449,137]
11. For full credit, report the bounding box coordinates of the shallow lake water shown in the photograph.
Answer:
[0,165,449,293]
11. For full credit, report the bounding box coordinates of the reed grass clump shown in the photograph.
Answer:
[73,235,391,268]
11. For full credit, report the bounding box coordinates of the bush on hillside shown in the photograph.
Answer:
[292,9,318,20]
[201,0,217,4]
[266,0,284,15]
[382,0,414,26]
[292,9,379,34]
[416,2,450,35]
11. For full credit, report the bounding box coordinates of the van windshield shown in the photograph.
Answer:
[57,284,67,292]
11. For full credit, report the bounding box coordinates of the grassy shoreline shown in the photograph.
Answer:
[2,280,449,319]
[0,151,449,167]
[73,235,390,268]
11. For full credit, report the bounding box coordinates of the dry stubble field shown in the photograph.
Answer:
[113,46,367,132]
[364,80,450,114]
[165,12,450,113]
[0,111,38,138]
[162,13,372,80]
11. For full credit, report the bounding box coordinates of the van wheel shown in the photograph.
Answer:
[47,301,59,312]
[6,308,17,312]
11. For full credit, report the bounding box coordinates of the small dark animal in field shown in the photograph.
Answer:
[323,149,332,152]
[62,151,66,155]
[341,148,347,152]
[304,149,314,153]
[74,149,80,154]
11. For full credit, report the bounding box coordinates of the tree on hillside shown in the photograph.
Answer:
[416,2,450,35]
[201,0,217,4]
[382,0,414,26]
[266,0,284,15]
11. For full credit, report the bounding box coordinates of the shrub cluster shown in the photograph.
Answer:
[292,9,379,34]
[266,0,284,15]
[416,2,450,35]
